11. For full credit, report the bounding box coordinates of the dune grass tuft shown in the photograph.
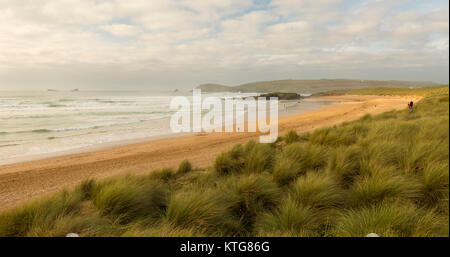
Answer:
[334,201,444,237]
[177,159,192,174]
[255,198,322,236]
[272,157,303,185]
[0,190,83,236]
[283,130,300,144]
[165,190,242,236]
[148,168,177,183]
[420,162,449,208]
[77,179,97,200]
[347,167,422,208]
[327,145,362,187]
[93,176,169,224]
[245,143,275,173]
[220,174,281,229]
[290,172,344,210]
[282,143,328,171]
[214,144,246,175]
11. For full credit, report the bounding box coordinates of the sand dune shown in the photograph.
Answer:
[0,94,422,212]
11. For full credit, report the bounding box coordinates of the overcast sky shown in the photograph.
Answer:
[0,0,448,90]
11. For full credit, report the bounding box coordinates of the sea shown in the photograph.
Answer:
[0,90,336,165]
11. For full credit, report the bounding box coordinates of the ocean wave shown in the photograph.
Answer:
[0,110,172,120]
[32,129,53,133]
[89,99,135,104]
[48,103,66,107]
[0,143,19,148]
[0,115,172,135]
[0,126,100,135]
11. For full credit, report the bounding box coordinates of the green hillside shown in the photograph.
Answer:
[196,83,234,92]
[196,79,438,93]
[314,85,448,96]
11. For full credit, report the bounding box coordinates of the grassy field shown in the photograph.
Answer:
[313,85,449,96]
[0,86,448,237]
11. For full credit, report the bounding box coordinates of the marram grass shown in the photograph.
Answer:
[0,86,448,237]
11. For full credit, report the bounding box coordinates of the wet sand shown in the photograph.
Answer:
[0,94,422,212]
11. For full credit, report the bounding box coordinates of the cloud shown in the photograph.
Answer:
[0,0,448,89]
[100,24,142,37]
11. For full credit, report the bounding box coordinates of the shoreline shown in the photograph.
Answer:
[0,94,422,212]
[0,98,335,166]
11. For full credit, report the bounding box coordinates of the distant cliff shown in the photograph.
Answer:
[196,84,237,92]
[195,79,438,93]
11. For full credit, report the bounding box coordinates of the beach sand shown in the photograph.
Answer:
[0,94,422,212]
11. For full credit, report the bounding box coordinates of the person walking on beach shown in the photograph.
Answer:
[408,101,414,113]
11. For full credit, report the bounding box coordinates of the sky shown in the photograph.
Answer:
[0,0,448,90]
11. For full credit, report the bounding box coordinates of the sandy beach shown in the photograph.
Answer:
[0,94,422,212]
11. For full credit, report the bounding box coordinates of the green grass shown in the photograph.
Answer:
[313,85,448,96]
[272,156,304,185]
[290,172,344,210]
[165,190,242,236]
[92,176,169,224]
[0,86,448,237]
[283,130,300,144]
[333,201,445,237]
[177,159,192,174]
[214,144,246,175]
[347,166,422,208]
[219,174,281,231]
[255,197,322,236]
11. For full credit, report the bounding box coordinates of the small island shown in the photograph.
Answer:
[256,92,303,100]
